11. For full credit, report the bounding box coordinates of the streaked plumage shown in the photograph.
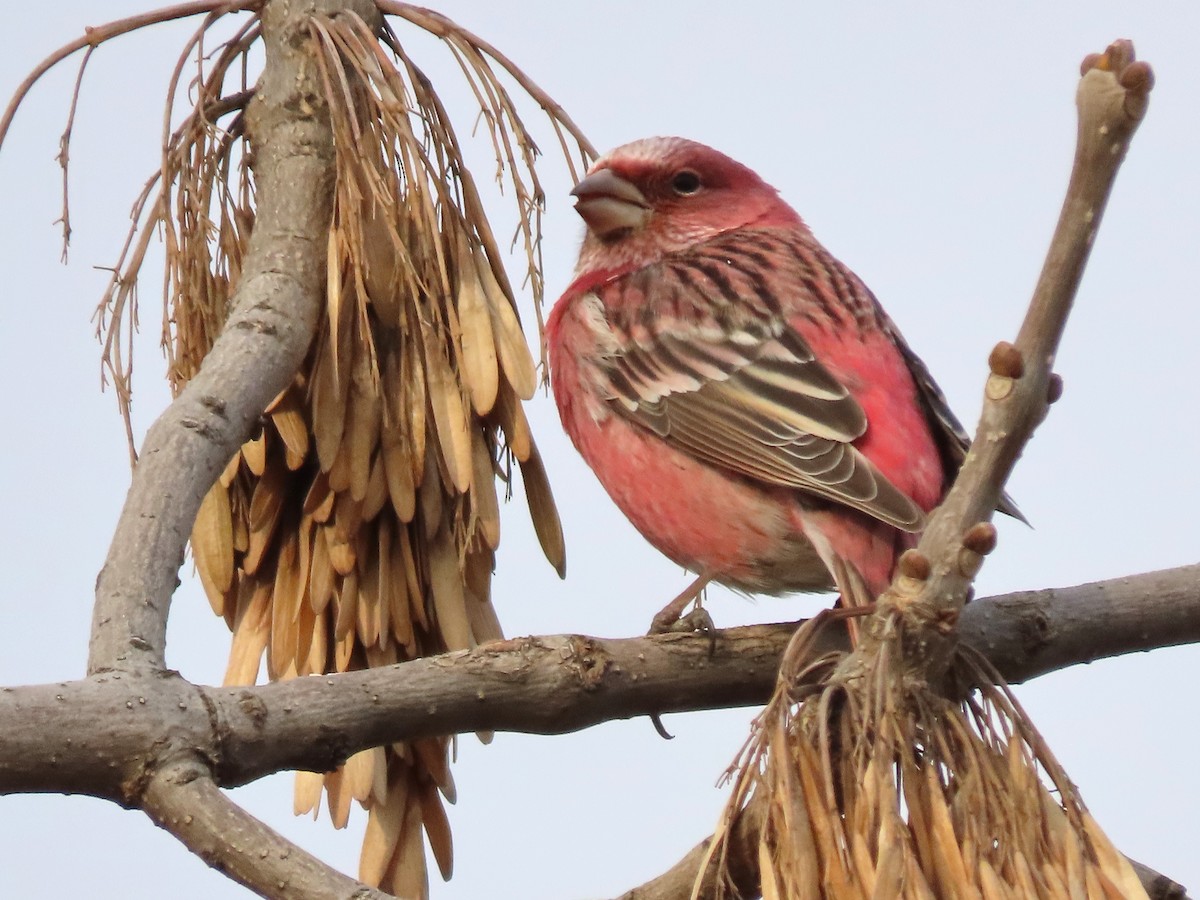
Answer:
[549,136,1014,602]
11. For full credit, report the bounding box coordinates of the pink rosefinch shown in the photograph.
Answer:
[548,136,1017,618]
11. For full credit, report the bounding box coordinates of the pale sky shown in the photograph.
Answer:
[1,3,1198,898]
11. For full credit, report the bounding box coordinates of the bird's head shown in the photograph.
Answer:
[570,136,804,274]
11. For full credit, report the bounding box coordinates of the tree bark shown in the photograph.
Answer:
[3,564,1197,799]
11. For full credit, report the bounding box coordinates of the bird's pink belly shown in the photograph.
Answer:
[573,412,830,595]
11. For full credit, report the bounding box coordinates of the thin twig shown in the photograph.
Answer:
[54,44,95,259]
[376,1,597,166]
[0,0,259,151]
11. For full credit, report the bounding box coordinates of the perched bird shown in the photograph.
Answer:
[547,136,1016,617]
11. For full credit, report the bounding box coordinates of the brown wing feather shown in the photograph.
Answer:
[621,374,925,531]
[878,310,1026,523]
[598,255,926,531]
[599,226,1021,529]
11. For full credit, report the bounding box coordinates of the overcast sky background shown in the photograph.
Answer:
[1,3,1198,898]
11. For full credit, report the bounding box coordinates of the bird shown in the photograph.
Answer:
[546,136,1018,622]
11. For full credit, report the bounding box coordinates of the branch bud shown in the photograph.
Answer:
[963,522,998,556]
[1047,372,1064,404]
[1119,61,1155,94]
[1080,52,1104,76]
[1083,39,1135,75]
[897,549,931,582]
[988,341,1025,379]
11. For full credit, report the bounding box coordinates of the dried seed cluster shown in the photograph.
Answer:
[708,620,1149,900]
[96,7,590,895]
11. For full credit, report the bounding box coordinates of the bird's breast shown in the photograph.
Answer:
[548,291,830,594]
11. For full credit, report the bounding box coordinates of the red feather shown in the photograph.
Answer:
[550,137,1007,602]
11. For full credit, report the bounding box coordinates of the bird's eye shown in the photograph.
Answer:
[671,170,702,196]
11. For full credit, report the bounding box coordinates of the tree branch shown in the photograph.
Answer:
[675,43,1161,900]
[615,795,765,900]
[0,1,260,152]
[77,0,382,893]
[141,759,390,900]
[87,0,376,674]
[4,565,1196,798]
[955,562,1200,682]
[875,43,1155,680]
[209,564,1200,786]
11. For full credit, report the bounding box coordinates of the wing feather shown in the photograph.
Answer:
[880,309,1026,522]
[594,233,927,532]
[634,386,922,530]
[591,226,1020,530]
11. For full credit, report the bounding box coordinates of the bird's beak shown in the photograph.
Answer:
[571,168,650,238]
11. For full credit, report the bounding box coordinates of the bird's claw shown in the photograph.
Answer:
[672,606,715,635]
[649,607,683,635]
[672,607,718,656]
[649,714,674,740]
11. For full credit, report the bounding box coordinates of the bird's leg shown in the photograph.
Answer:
[646,571,717,741]
[649,571,716,635]
[821,555,878,645]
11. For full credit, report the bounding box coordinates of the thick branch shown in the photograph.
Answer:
[87,0,371,673]
[4,565,1195,797]
[205,563,1200,783]
[81,0,381,893]
[142,759,389,900]
[955,563,1200,682]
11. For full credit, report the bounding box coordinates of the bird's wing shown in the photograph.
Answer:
[596,255,926,533]
[877,309,1026,523]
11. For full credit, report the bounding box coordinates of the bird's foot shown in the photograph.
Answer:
[648,578,718,658]
[670,606,716,638]
[646,573,718,741]
[647,571,715,635]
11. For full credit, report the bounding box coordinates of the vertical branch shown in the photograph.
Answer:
[88,0,379,673]
[881,44,1154,670]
